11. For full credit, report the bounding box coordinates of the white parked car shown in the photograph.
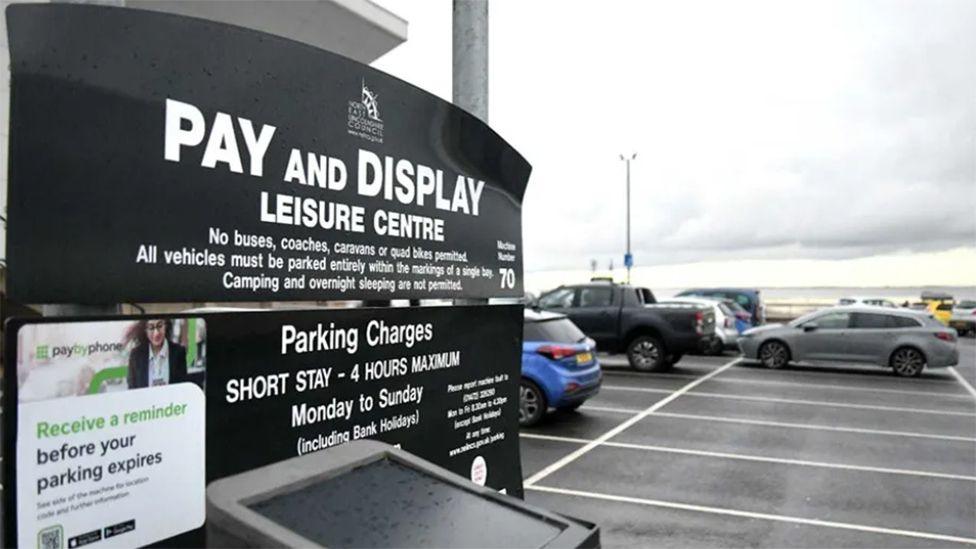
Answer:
[950,300,976,336]
[837,296,898,308]
[664,296,738,355]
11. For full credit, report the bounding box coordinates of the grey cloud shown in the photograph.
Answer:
[523,1,976,272]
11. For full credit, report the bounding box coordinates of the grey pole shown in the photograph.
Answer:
[453,0,488,123]
[453,0,491,305]
[626,158,631,284]
[620,153,636,284]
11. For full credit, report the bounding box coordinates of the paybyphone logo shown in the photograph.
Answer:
[347,79,384,144]
[35,341,124,360]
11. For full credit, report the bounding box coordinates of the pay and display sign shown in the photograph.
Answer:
[5,4,530,304]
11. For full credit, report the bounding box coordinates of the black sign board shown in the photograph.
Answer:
[5,4,530,303]
[3,305,524,547]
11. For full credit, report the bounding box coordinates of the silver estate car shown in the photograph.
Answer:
[738,306,959,377]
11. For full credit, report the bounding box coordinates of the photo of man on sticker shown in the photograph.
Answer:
[127,319,189,388]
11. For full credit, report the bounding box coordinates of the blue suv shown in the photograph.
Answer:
[521,309,602,426]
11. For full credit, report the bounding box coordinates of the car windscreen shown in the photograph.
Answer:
[524,317,586,343]
[958,300,976,309]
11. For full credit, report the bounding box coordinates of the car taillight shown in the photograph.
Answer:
[724,317,732,328]
[695,311,704,335]
[935,332,956,342]
[537,345,577,360]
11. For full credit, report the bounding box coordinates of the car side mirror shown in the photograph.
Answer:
[803,323,818,332]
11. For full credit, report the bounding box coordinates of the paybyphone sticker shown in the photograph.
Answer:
[16,383,205,548]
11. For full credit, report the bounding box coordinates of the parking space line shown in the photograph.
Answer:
[527,485,976,546]
[580,407,976,442]
[601,370,699,380]
[948,367,976,399]
[650,411,976,442]
[523,358,741,487]
[685,391,976,416]
[600,385,673,394]
[601,385,975,416]
[521,433,592,444]
[580,405,642,414]
[730,366,961,385]
[520,432,976,482]
[696,376,973,399]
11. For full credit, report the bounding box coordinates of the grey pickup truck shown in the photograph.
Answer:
[533,281,716,371]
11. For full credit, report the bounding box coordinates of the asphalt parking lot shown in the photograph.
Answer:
[520,337,976,547]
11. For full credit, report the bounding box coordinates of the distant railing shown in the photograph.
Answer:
[765,301,832,322]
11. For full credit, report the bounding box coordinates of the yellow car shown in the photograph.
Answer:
[921,291,954,326]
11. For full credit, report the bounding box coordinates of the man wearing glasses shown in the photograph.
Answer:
[127,319,189,389]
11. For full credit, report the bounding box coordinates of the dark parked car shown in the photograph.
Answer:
[678,287,766,325]
[535,282,715,372]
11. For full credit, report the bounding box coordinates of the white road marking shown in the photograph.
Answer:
[579,405,643,415]
[703,376,973,399]
[579,407,976,442]
[686,390,976,416]
[729,365,961,385]
[600,385,975,416]
[652,411,976,442]
[520,432,976,482]
[600,384,673,394]
[523,358,741,487]
[601,369,699,380]
[948,367,976,400]
[527,485,976,546]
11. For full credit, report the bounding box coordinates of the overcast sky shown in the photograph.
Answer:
[373,0,975,286]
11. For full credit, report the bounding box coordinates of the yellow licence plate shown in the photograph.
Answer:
[577,352,593,364]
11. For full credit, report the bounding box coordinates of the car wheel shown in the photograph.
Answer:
[519,380,547,427]
[891,347,925,377]
[627,335,668,372]
[758,341,789,369]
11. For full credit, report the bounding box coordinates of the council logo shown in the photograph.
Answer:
[347,79,384,144]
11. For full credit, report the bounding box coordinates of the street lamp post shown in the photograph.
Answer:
[619,153,636,284]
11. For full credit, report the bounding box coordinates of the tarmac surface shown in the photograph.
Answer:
[520,337,976,548]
